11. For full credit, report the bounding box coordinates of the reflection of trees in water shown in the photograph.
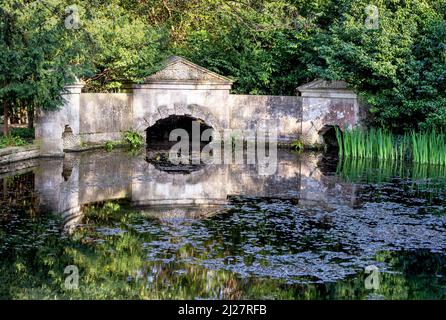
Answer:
[2,154,446,299]
[337,157,446,183]
[0,172,40,222]
[1,199,445,299]
[336,158,446,205]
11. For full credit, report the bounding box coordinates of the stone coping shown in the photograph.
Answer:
[0,139,316,168]
[0,158,39,178]
[64,142,127,152]
[0,142,130,167]
[0,144,39,156]
[0,144,40,165]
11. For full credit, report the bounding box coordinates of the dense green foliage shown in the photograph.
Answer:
[0,1,79,114]
[0,0,163,124]
[9,127,34,140]
[1,0,445,131]
[0,134,27,148]
[0,127,34,148]
[309,0,446,131]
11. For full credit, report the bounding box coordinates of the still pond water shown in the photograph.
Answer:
[1,149,446,299]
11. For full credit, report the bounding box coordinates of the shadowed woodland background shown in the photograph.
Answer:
[0,0,445,132]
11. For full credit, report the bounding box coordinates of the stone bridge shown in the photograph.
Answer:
[36,56,361,156]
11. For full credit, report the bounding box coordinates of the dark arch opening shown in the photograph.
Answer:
[319,125,341,150]
[146,115,213,149]
[62,125,73,136]
[62,125,76,150]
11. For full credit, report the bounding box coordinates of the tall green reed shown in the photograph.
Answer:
[410,130,446,165]
[336,128,446,165]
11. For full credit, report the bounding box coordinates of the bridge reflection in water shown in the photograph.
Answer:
[33,149,358,231]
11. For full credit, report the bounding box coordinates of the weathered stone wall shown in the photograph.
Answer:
[132,86,231,135]
[79,93,133,144]
[132,89,302,143]
[34,58,362,157]
[298,80,360,145]
[35,83,83,156]
[229,95,301,142]
[35,83,359,156]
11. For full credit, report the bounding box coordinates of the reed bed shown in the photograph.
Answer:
[335,128,446,165]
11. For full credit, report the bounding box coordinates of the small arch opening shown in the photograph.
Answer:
[146,115,213,149]
[62,125,77,150]
[319,125,341,150]
[63,125,73,135]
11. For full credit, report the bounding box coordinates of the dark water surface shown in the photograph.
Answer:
[1,149,446,299]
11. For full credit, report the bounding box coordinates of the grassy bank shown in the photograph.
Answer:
[336,128,446,165]
[0,134,28,149]
[0,128,35,149]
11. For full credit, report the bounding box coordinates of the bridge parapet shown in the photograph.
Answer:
[36,58,363,156]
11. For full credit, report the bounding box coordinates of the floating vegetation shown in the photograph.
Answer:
[336,128,446,165]
[2,151,446,299]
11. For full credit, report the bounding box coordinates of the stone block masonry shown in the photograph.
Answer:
[79,93,133,144]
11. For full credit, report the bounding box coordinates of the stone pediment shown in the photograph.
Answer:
[144,56,233,85]
[297,79,350,91]
[297,79,356,98]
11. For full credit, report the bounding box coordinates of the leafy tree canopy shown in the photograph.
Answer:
[0,0,445,131]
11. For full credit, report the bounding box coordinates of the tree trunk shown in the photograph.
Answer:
[27,106,34,130]
[3,102,9,136]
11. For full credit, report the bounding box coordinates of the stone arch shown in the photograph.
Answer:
[142,103,224,146]
[147,104,224,131]
[318,124,342,148]
[145,114,215,147]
